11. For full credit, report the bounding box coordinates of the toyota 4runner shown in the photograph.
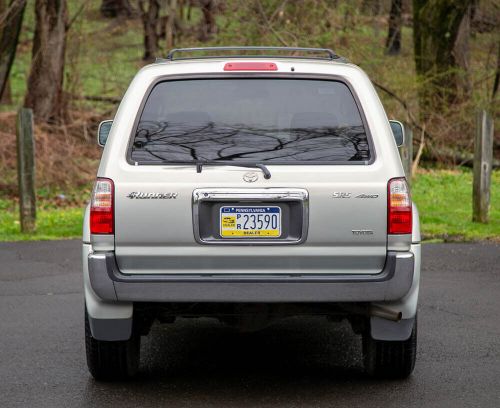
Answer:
[83,47,421,380]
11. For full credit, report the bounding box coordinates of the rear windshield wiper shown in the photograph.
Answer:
[196,161,271,179]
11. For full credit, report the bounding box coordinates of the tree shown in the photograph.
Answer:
[24,0,68,122]
[386,0,402,55]
[0,0,27,101]
[165,0,177,51]
[100,0,134,18]
[138,0,160,60]
[361,0,381,15]
[0,79,11,103]
[198,0,217,41]
[413,0,473,121]
[452,4,472,94]
[493,41,499,101]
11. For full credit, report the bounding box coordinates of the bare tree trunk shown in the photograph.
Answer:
[165,0,177,50]
[452,4,472,95]
[187,0,192,21]
[0,78,11,104]
[198,0,217,42]
[362,0,380,15]
[385,0,402,55]
[0,0,27,101]
[24,0,68,123]
[138,0,160,61]
[100,0,135,18]
[492,41,500,101]
[178,0,184,21]
[413,0,473,121]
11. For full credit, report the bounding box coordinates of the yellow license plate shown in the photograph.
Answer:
[220,206,281,238]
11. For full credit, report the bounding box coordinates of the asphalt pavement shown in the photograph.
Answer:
[0,240,499,407]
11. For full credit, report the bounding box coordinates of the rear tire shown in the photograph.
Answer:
[363,315,417,379]
[85,308,140,381]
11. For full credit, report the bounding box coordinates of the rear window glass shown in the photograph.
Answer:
[130,78,371,164]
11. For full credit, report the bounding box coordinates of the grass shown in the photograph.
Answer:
[0,204,83,241]
[0,185,90,241]
[412,169,500,242]
[0,169,498,242]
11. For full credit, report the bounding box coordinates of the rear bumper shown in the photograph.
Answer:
[87,251,414,303]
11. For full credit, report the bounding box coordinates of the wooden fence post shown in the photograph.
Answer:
[398,123,413,183]
[473,110,494,223]
[16,108,36,232]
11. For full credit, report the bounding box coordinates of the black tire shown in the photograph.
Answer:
[363,315,417,379]
[85,308,140,381]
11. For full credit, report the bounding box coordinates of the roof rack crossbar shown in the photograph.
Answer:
[166,46,339,61]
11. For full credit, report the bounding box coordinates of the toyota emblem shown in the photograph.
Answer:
[243,172,258,183]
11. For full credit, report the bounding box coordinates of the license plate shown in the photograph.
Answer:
[220,206,281,238]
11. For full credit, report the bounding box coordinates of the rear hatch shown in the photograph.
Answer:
[113,76,388,275]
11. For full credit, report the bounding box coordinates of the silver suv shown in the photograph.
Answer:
[83,47,420,380]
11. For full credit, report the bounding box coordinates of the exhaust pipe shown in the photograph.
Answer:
[370,305,402,322]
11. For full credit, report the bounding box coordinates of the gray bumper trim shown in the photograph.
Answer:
[88,252,414,303]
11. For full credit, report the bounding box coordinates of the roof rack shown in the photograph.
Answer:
[165,46,340,61]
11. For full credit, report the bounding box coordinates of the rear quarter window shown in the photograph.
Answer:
[130,78,372,164]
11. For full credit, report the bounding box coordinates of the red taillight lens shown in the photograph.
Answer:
[224,62,278,71]
[90,178,114,234]
[388,177,412,234]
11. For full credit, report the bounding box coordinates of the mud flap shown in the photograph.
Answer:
[87,312,133,341]
[370,316,415,341]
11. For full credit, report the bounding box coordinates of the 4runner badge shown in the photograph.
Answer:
[127,192,178,199]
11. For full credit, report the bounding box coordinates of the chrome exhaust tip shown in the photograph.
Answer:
[370,305,402,322]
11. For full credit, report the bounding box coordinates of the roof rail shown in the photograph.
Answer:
[165,46,340,61]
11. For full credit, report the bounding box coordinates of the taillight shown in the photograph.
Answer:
[90,178,114,234]
[388,177,412,234]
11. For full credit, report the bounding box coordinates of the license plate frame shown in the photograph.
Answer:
[219,206,282,238]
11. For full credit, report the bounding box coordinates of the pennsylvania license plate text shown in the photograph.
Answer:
[220,206,281,238]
